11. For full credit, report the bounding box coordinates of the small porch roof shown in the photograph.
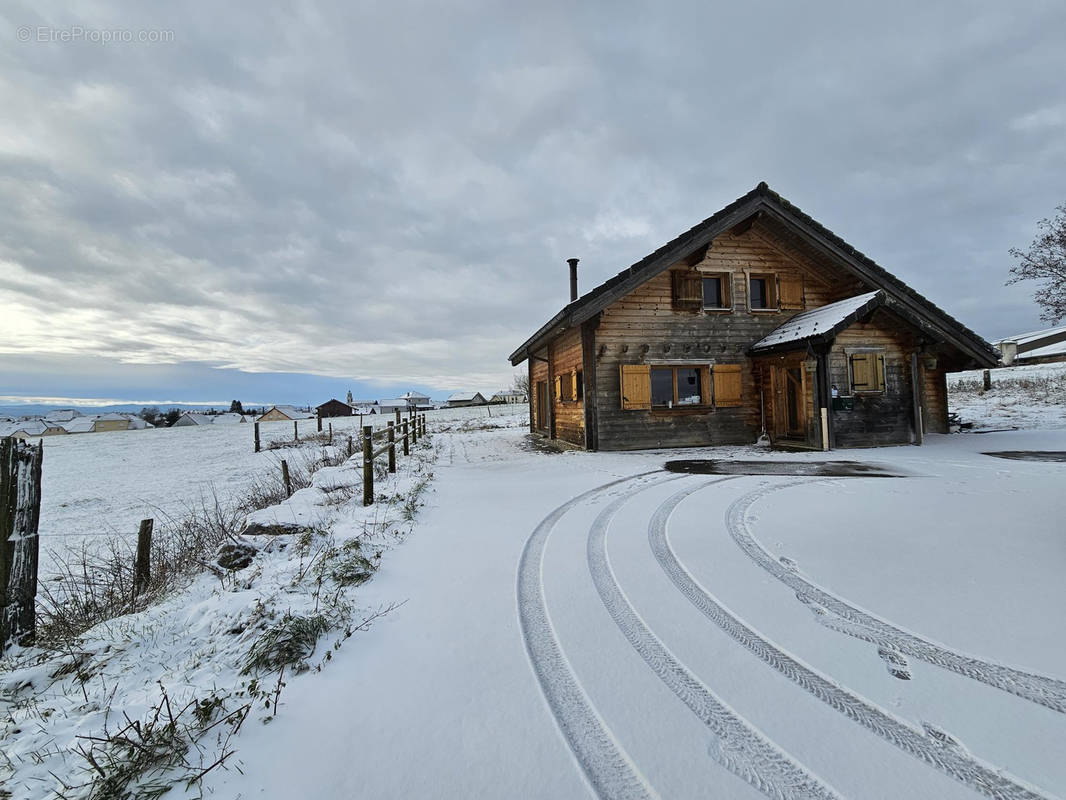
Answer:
[750,291,883,355]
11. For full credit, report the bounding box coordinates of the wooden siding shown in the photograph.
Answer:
[592,227,845,450]
[923,365,949,434]
[531,356,549,432]
[550,327,585,446]
[829,311,918,447]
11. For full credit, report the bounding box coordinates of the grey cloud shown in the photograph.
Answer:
[1,0,1065,398]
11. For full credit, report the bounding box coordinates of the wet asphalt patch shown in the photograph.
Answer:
[663,460,906,477]
[982,451,1066,463]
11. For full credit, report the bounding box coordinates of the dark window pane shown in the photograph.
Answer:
[677,368,701,405]
[702,277,722,308]
[651,368,674,406]
[750,277,767,308]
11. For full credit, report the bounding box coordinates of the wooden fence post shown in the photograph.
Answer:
[135,518,153,595]
[1,438,43,652]
[317,412,323,433]
[411,414,418,446]
[387,422,396,473]
[362,425,373,506]
[347,435,354,458]
[421,414,426,437]
[281,460,292,497]
[254,422,261,453]
[328,422,333,444]
[293,420,299,441]
[982,369,992,391]
[402,420,410,456]
[395,408,401,426]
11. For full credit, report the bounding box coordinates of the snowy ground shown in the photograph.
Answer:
[197,426,1066,800]
[34,404,523,577]
[948,361,1066,430]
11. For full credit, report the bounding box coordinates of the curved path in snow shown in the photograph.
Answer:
[586,480,843,800]
[517,472,663,800]
[647,479,1053,800]
[726,480,1066,715]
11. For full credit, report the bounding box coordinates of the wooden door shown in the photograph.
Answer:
[536,381,549,432]
[771,364,806,440]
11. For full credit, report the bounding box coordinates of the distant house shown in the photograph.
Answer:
[258,405,315,422]
[93,412,148,432]
[316,399,354,418]
[60,417,97,434]
[490,390,527,404]
[399,391,432,409]
[44,409,81,423]
[212,413,248,424]
[174,412,216,427]
[351,405,378,415]
[996,324,1066,366]
[0,419,66,438]
[377,399,408,414]
[446,392,488,407]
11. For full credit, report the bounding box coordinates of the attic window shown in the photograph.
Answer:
[702,275,731,310]
[749,274,776,310]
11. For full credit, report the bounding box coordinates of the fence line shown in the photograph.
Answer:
[362,412,427,506]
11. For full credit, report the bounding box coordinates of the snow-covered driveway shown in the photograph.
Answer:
[206,429,1066,800]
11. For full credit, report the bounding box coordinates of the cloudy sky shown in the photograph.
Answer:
[2,1,1064,406]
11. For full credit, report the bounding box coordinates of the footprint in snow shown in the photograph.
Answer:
[878,647,912,681]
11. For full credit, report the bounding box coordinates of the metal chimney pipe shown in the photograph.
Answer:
[567,258,579,302]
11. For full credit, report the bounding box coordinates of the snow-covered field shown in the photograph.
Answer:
[948,361,1066,430]
[34,404,524,577]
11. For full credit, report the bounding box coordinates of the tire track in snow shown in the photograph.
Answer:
[651,480,1055,800]
[728,480,1066,715]
[517,472,663,800]
[588,479,843,800]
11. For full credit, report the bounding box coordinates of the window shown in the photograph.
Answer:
[651,368,674,406]
[749,274,777,310]
[575,370,583,400]
[849,353,885,393]
[650,366,708,408]
[701,274,731,310]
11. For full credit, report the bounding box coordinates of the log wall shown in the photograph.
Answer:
[829,311,918,447]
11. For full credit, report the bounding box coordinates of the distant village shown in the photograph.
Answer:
[0,387,528,440]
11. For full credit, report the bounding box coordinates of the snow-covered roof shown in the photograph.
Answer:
[399,391,430,400]
[263,405,314,419]
[448,392,482,402]
[995,323,1066,360]
[377,398,408,408]
[751,292,882,353]
[61,418,96,433]
[212,413,247,424]
[180,412,216,425]
[1018,339,1066,360]
[44,409,81,422]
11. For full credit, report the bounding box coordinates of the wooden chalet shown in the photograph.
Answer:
[509,183,998,451]
[316,399,354,418]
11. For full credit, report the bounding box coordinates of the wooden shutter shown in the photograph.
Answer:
[848,356,874,394]
[874,354,886,392]
[778,275,804,310]
[619,365,651,410]
[571,370,579,402]
[671,271,702,312]
[713,364,743,407]
[554,375,562,402]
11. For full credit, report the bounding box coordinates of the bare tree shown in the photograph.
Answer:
[511,371,530,397]
[1008,203,1066,323]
